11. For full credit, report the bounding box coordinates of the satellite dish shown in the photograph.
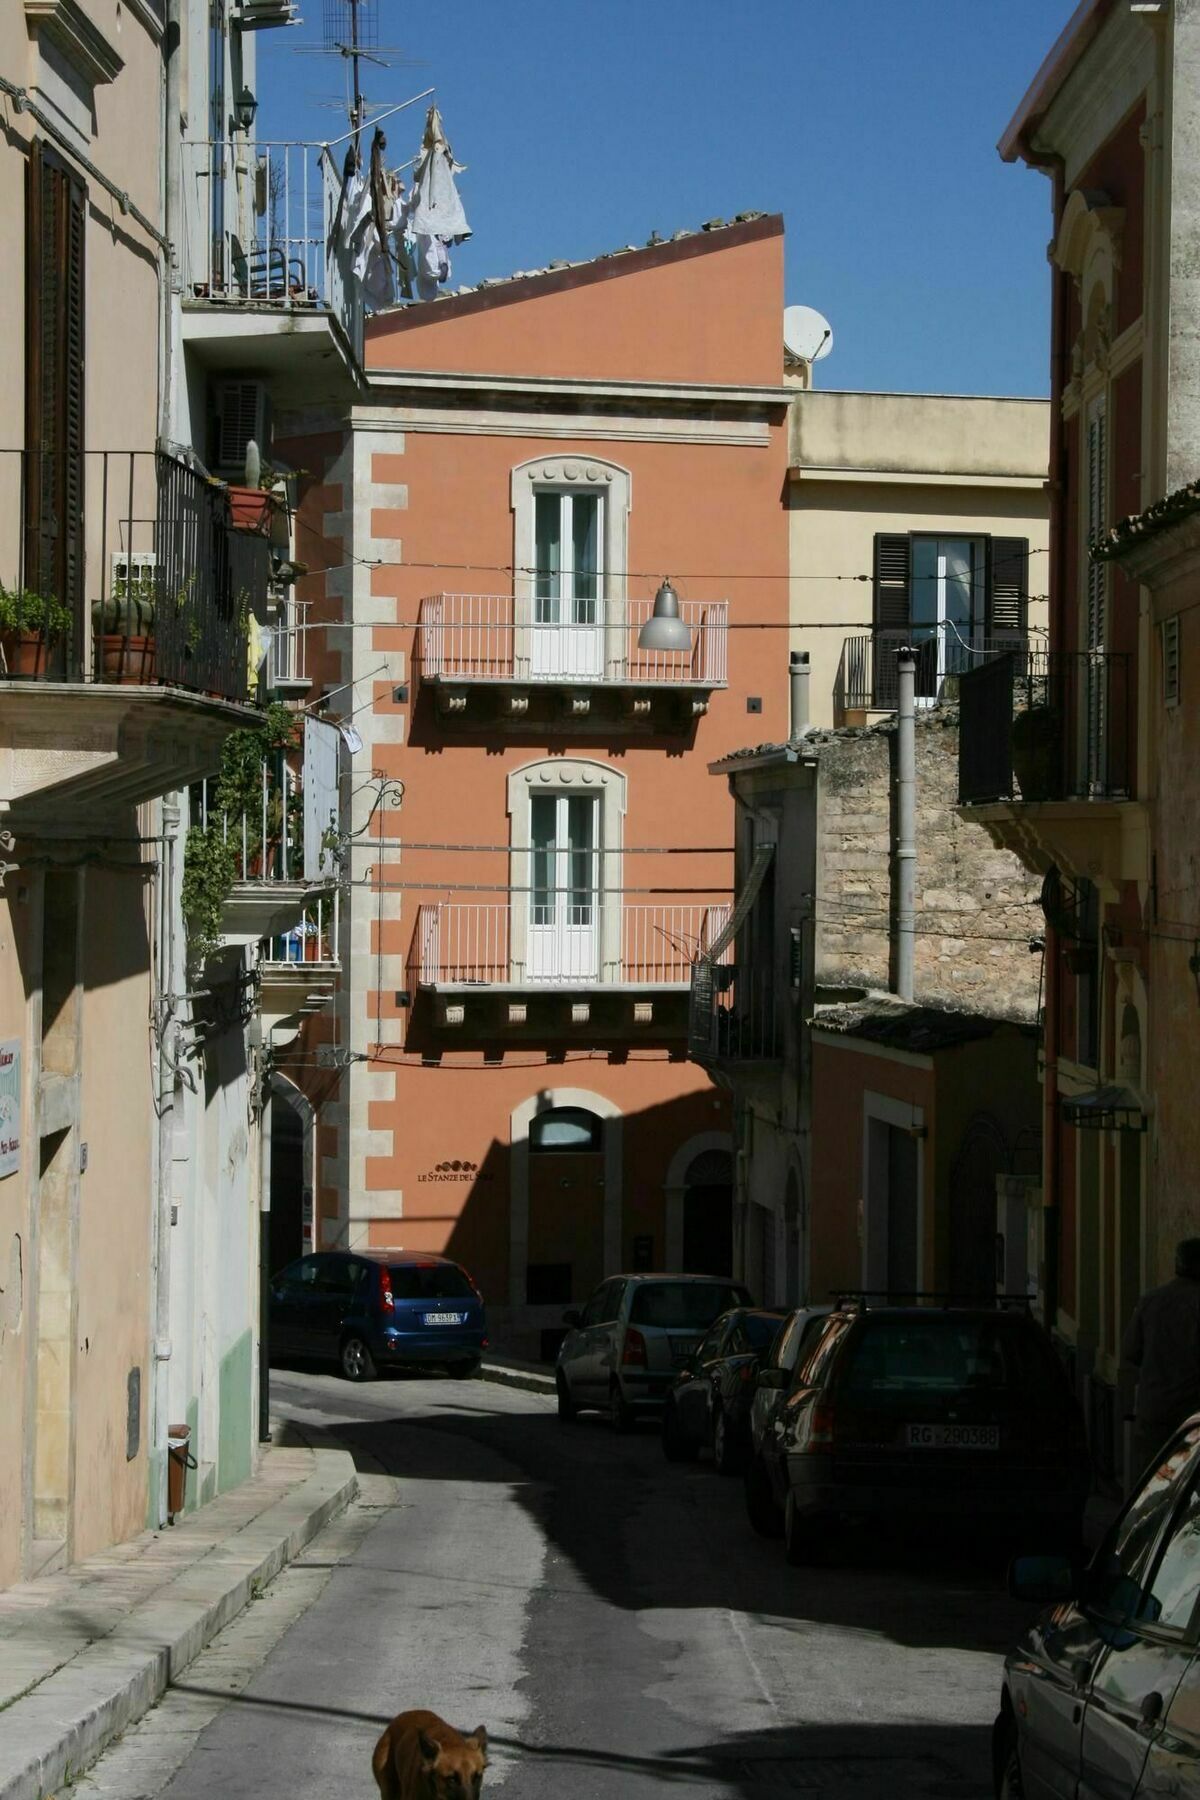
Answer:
[784,304,834,363]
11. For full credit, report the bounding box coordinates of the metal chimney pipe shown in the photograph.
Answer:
[895,647,917,1002]
[789,650,810,742]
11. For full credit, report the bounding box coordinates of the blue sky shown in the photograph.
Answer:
[256,1,1073,397]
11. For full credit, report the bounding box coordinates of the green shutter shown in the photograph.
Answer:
[988,537,1029,643]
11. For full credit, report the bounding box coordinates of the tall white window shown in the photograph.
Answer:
[531,491,604,678]
[527,791,600,981]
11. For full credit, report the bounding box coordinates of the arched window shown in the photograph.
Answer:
[530,1106,602,1154]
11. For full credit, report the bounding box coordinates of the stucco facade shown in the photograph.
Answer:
[788,390,1050,728]
[282,218,790,1353]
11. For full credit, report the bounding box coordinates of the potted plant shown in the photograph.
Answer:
[0,584,72,677]
[226,442,291,540]
[1011,703,1061,801]
[92,564,157,684]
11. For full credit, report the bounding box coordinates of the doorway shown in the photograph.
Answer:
[682,1147,733,1277]
[532,490,604,679]
[528,792,600,982]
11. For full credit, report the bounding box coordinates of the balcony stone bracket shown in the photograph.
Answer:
[0,685,263,824]
[962,799,1150,898]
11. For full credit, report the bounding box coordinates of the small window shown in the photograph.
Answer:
[530,1107,602,1153]
[1163,616,1181,708]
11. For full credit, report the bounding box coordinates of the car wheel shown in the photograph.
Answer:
[556,1372,577,1423]
[744,1456,783,1538]
[712,1403,742,1476]
[609,1380,634,1434]
[993,1713,1024,1799]
[662,1398,699,1462]
[339,1333,377,1382]
[449,1358,480,1379]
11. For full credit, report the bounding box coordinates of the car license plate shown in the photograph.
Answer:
[424,1312,464,1326]
[907,1423,999,1450]
[669,1336,700,1366]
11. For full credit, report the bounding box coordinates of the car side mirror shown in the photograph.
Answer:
[757,1367,788,1391]
[1008,1554,1077,1605]
[562,1308,582,1329]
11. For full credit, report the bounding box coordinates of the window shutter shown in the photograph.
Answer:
[1162,616,1181,707]
[987,537,1029,644]
[24,142,86,655]
[872,534,910,709]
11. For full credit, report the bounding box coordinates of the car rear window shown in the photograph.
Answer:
[388,1263,475,1301]
[628,1282,748,1329]
[838,1316,1051,1401]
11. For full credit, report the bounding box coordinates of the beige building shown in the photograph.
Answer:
[786,389,1050,728]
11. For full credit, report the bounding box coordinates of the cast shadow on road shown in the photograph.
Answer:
[269,1391,1035,1661]
[169,1683,985,1796]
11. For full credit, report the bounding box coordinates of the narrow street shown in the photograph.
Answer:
[68,1370,1034,1800]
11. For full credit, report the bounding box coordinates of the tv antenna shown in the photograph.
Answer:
[318,0,410,156]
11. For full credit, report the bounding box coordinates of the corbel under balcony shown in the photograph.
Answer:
[0,684,262,826]
[963,798,1149,892]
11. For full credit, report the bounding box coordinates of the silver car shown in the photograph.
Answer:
[555,1273,753,1431]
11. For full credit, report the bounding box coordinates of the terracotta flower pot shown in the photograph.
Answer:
[0,629,51,677]
[227,486,273,534]
[95,632,156,685]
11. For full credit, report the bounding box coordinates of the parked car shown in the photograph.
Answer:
[555,1273,753,1431]
[761,1299,1090,1565]
[269,1250,487,1382]
[661,1307,787,1473]
[995,1417,1200,1798]
[743,1303,832,1535]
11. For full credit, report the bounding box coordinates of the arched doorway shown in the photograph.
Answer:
[526,1105,606,1306]
[682,1147,733,1277]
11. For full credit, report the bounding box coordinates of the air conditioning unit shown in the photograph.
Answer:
[213,379,270,477]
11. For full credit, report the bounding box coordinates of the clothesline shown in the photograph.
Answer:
[333,101,471,309]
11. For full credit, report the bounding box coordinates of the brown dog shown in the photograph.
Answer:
[372,1709,488,1800]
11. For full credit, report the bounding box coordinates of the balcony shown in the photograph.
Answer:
[416,593,729,730]
[260,896,340,1042]
[688,963,783,1074]
[264,597,312,699]
[409,899,730,1037]
[179,139,363,376]
[833,626,1028,723]
[0,449,269,821]
[957,650,1147,886]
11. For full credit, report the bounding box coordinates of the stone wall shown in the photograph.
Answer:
[814,710,1042,1021]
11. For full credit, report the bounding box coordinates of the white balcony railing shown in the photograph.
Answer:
[180,139,362,356]
[413,901,732,989]
[418,594,730,689]
[263,893,340,969]
[265,600,311,689]
[198,756,304,882]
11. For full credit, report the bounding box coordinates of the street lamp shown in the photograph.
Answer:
[637,578,692,653]
[235,84,258,133]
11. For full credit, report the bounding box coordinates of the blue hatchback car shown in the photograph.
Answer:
[269,1250,487,1381]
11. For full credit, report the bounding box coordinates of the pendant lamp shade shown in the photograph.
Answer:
[637,579,692,653]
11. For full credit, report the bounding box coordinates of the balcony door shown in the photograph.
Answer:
[532,491,603,679]
[910,537,982,699]
[528,792,599,982]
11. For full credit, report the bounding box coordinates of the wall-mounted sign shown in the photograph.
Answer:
[417,1159,493,1185]
[0,1040,20,1179]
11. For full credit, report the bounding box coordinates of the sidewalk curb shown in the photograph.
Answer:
[0,1448,357,1800]
[479,1360,556,1397]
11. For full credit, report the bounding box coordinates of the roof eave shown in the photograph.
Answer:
[998,0,1116,166]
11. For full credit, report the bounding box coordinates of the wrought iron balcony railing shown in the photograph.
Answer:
[179,139,363,358]
[0,449,268,703]
[958,649,1133,806]
[412,900,732,989]
[833,625,1028,718]
[417,593,729,690]
[688,962,783,1065]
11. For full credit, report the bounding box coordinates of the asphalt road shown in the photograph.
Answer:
[70,1365,1039,1800]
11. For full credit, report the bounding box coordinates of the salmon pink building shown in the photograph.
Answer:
[282,214,791,1354]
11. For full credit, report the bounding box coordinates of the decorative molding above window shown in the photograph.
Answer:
[1056,189,1125,409]
[25,0,124,84]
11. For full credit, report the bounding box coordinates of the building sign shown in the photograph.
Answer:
[418,1159,492,1185]
[0,1040,20,1178]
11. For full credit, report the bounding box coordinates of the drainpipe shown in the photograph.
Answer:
[257,1047,272,1445]
[895,648,916,1003]
[152,795,179,1525]
[789,651,810,742]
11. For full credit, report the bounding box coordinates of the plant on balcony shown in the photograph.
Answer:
[0,584,73,678]
[182,703,304,964]
[1011,703,1061,802]
[92,563,158,684]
